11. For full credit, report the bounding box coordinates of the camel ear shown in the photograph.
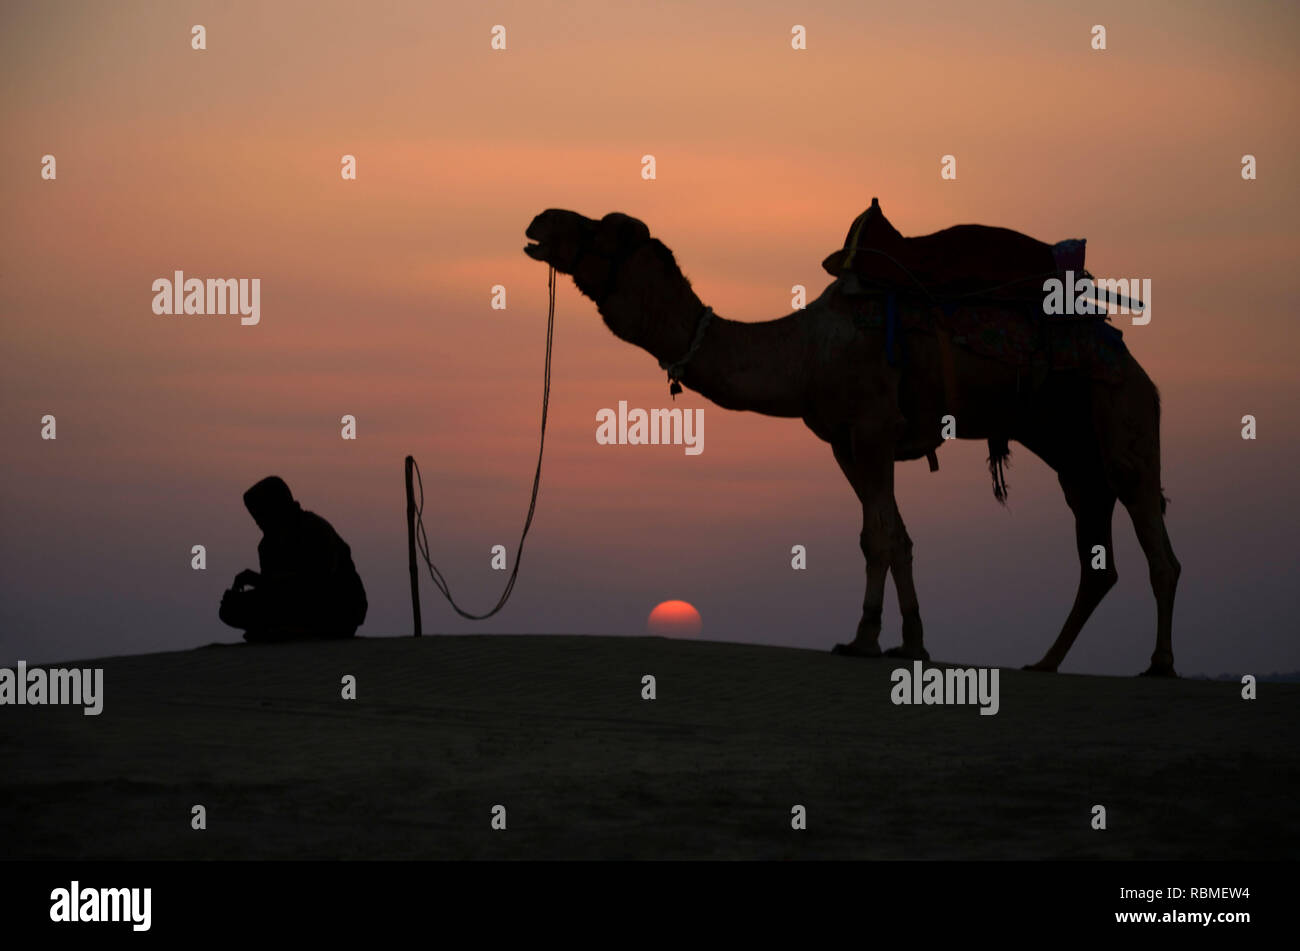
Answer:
[595,213,651,255]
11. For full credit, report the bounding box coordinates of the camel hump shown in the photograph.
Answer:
[823,199,1080,300]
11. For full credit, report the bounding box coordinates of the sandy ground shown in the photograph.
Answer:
[1,634,1294,860]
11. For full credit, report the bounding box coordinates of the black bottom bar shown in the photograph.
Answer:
[4,860,1280,939]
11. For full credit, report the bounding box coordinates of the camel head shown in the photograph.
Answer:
[525,209,704,360]
[525,209,652,302]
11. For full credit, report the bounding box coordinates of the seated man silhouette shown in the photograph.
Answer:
[219,476,367,642]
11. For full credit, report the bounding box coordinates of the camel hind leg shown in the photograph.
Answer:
[1101,364,1179,676]
[1123,493,1181,676]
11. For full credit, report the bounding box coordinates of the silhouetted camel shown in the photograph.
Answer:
[525,204,1180,675]
[219,476,367,642]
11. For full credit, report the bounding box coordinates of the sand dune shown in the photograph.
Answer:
[2,635,1294,860]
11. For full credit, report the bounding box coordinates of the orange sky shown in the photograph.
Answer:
[2,0,1297,674]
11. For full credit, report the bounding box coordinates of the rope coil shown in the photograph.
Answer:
[408,266,556,620]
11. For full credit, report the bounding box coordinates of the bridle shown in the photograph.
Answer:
[658,303,714,398]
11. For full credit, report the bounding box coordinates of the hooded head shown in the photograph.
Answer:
[243,476,300,534]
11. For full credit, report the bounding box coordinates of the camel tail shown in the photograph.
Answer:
[987,436,1011,505]
[1154,384,1170,516]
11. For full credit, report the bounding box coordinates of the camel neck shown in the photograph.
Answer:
[595,242,809,418]
[674,312,808,417]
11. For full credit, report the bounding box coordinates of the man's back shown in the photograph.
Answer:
[257,509,367,624]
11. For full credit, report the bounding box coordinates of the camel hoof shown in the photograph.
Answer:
[1139,664,1179,678]
[884,645,930,661]
[1022,662,1057,673]
[831,642,882,658]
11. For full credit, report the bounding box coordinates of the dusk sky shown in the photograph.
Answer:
[2,0,1297,675]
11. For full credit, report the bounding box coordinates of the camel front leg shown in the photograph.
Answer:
[888,500,928,659]
[829,436,911,658]
[1024,473,1117,672]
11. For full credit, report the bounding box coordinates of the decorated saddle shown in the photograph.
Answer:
[822,197,1086,302]
[823,198,1126,384]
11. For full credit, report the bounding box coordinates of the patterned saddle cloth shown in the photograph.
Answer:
[829,279,1129,385]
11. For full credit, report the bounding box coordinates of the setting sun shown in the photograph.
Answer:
[647,600,703,638]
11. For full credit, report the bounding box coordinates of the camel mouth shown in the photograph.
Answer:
[524,221,547,259]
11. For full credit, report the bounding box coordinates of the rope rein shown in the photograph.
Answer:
[409,265,556,620]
